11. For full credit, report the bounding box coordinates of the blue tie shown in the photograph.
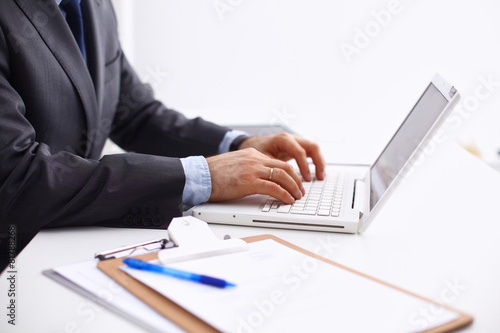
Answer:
[60,0,87,62]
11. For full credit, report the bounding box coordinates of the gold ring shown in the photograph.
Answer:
[268,167,274,181]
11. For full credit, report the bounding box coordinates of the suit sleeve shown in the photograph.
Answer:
[109,53,230,158]
[0,22,199,268]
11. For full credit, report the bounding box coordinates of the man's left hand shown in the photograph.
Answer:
[238,132,326,182]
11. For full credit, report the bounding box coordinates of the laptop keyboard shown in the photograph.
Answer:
[261,173,345,217]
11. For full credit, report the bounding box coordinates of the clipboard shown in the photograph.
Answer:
[97,223,473,332]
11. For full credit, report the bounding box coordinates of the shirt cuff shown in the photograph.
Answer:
[180,156,212,206]
[218,130,250,154]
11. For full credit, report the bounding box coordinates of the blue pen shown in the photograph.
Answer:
[122,258,236,288]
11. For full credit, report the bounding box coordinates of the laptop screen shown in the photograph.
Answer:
[369,83,449,211]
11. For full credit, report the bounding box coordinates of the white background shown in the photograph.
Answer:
[109,0,500,166]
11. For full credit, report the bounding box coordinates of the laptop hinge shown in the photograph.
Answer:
[352,179,365,217]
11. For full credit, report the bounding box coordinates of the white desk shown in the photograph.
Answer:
[1,139,499,332]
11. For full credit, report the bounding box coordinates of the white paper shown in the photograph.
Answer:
[122,239,459,333]
[52,259,183,333]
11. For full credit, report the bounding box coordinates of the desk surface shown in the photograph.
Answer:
[1,139,499,332]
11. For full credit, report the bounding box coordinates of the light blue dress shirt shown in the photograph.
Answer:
[180,130,248,206]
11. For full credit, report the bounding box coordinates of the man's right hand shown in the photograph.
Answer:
[206,148,306,204]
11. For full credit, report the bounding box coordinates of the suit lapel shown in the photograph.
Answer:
[14,0,98,157]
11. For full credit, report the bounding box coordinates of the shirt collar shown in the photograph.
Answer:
[55,0,82,5]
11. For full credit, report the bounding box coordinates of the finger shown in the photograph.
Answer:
[263,159,305,195]
[277,161,305,195]
[264,166,303,200]
[296,138,327,180]
[252,179,296,205]
[276,134,312,182]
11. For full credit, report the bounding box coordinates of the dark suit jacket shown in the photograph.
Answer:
[0,0,228,267]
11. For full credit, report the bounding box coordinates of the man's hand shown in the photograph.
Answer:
[206,133,326,204]
[239,132,326,182]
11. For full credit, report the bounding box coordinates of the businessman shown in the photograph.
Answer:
[0,0,325,270]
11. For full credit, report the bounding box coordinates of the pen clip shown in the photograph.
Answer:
[95,238,176,261]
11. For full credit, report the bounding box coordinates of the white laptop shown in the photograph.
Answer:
[191,74,459,233]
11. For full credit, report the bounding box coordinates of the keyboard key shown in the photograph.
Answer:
[277,204,292,213]
[262,203,272,212]
[262,172,346,217]
[291,210,317,215]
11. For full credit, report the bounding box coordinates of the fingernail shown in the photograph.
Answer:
[320,171,326,179]
[288,195,295,204]
[300,186,306,195]
[296,190,303,199]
